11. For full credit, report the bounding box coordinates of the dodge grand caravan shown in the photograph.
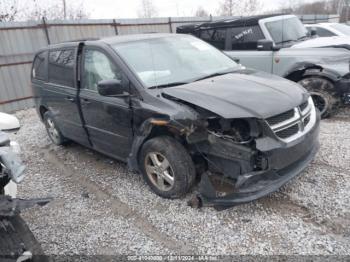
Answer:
[31,34,320,209]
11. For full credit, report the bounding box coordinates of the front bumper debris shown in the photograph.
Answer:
[0,147,26,184]
[0,195,52,217]
[336,78,350,104]
[189,111,320,210]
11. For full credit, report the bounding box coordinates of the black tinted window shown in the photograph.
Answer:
[199,29,226,50]
[200,29,214,41]
[315,27,335,37]
[32,51,47,80]
[231,26,265,50]
[48,49,75,87]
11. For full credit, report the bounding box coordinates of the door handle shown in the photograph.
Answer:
[65,97,75,102]
[232,57,240,64]
[81,98,91,105]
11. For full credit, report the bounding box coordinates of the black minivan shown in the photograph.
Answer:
[32,34,320,208]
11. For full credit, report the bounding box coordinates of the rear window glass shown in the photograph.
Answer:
[48,49,75,87]
[32,51,47,80]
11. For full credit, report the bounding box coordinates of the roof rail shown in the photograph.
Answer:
[60,37,100,43]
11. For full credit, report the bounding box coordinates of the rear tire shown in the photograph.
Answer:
[139,136,196,199]
[298,77,340,118]
[43,111,67,145]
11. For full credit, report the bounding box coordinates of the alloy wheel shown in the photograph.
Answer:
[144,152,175,192]
[310,92,328,115]
[46,118,60,144]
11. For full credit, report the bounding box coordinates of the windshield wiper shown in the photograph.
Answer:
[297,35,309,41]
[193,70,234,82]
[148,82,188,89]
[276,39,295,45]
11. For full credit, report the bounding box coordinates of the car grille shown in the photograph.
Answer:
[299,101,309,112]
[266,109,295,126]
[266,98,315,142]
[276,124,299,139]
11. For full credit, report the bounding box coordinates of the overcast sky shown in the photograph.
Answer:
[79,0,315,19]
[17,0,320,19]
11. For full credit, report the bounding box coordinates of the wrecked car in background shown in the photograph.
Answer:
[0,112,51,261]
[305,23,350,37]
[177,14,350,118]
[32,34,320,209]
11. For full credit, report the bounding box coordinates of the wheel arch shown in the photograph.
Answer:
[127,118,188,172]
[284,63,340,83]
[39,105,49,120]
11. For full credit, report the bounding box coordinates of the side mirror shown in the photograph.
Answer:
[97,79,128,97]
[257,39,274,51]
[310,28,317,37]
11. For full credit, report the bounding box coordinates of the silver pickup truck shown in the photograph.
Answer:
[177,14,350,118]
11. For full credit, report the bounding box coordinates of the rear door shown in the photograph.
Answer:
[79,46,133,160]
[45,47,89,146]
[225,26,274,73]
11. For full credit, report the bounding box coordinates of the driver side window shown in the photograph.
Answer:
[83,49,122,91]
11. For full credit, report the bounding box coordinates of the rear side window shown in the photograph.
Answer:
[231,25,265,50]
[48,49,75,87]
[32,51,48,80]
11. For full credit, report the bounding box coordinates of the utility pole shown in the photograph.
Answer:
[63,0,67,19]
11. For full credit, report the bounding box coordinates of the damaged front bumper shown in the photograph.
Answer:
[336,78,350,104]
[191,112,320,209]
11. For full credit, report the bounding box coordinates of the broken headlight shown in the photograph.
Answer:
[207,118,257,144]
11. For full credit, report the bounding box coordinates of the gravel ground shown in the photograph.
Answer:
[8,107,350,256]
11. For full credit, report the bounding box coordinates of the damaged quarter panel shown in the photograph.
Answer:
[276,48,350,79]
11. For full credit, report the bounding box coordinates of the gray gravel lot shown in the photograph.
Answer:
[9,107,350,255]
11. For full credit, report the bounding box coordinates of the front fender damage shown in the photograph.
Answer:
[128,114,320,210]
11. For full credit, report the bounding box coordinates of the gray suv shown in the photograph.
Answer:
[177,14,350,118]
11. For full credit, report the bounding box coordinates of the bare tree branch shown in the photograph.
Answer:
[277,0,343,14]
[0,0,19,22]
[138,0,158,18]
[24,0,89,21]
[195,6,209,17]
[218,0,262,16]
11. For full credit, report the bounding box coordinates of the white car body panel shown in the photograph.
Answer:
[0,112,20,131]
[291,35,350,48]
[4,181,17,198]
[305,23,348,37]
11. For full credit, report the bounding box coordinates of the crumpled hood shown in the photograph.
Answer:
[162,69,307,119]
[291,36,350,49]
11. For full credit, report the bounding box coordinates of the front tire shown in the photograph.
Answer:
[139,136,196,199]
[298,77,340,118]
[43,111,67,146]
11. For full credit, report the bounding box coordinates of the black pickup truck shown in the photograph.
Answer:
[32,34,320,209]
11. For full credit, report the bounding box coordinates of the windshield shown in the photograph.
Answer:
[331,23,350,35]
[265,17,308,44]
[112,35,238,88]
